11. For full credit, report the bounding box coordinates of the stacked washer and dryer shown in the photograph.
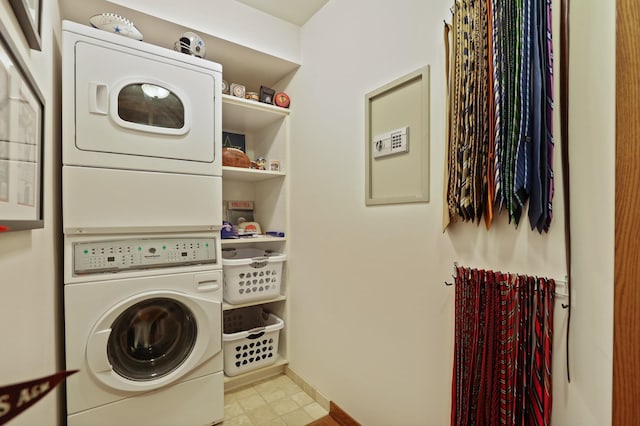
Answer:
[61,21,225,425]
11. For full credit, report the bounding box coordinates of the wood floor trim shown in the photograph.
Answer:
[328,401,361,426]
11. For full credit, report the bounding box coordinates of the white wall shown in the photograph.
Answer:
[287,0,614,425]
[553,0,615,423]
[0,1,63,425]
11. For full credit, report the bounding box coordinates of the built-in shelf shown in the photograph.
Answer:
[223,295,286,311]
[219,61,291,392]
[222,166,286,181]
[222,94,290,132]
[221,236,286,245]
[224,357,289,392]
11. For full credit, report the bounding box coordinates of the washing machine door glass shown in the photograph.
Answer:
[107,297,197,381]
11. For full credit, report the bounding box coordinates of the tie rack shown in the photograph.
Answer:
[444,262,570,309]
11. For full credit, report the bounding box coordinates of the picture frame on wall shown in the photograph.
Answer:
[8,0,42,51]
[0,20,45,232]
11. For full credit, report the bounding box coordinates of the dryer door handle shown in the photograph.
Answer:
[88,82,108,115]
[87,329,112,373]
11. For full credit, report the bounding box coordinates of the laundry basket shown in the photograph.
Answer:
[222,307,284,376]
[222,247,286,304]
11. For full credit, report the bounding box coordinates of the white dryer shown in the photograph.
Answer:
[64,233,224,425]
[61,20,223,234]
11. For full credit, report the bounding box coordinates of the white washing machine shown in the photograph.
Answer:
[64,233,224,425]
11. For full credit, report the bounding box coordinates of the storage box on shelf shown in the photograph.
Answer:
[222,306,284,377]
[221,247,286,304]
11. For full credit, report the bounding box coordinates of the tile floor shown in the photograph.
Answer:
[221,374,329,426]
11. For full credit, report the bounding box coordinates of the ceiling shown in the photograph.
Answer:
[234,0,329,26]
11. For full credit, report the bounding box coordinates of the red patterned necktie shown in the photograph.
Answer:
[529,277,554,425]
[543,278,555,424]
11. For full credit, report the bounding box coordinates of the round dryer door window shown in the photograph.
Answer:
[107,297,197,381]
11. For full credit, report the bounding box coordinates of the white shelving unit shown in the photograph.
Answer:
[222,295,287,311]
[222,166,285,182]
[222,94,290,130]
[221,236,286,245]
[221,93,291,390]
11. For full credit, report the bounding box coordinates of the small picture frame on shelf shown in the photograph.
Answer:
[269,160,280,172]
[230,83,245,98]
[259,85,275,104]
[226,200,254,226]
[223,131,246,152]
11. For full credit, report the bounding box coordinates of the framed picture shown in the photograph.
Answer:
[223,131,246,152]
[259,86,275,104]
[8,0,41,51]
[0,20,45,232]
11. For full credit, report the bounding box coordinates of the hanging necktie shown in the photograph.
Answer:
[459,0,475,221]
[507,0,523,223]
[475,0,491,222]
[543,278,555,425]
[492,0,503,212]
[450,1,465,223]
[513,0,532,225]
[474,0,490,225]
[469,268,484,422]
[541,0,555,232]
[528,0,544,230]
[534,0,555,233]
[478,269,498,424]
[530,277,555,426]
[514,274,530,425]
[497,273,517,425]
[484,0,496,229]
[499,0,513,218]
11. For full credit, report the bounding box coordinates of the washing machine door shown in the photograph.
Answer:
[86,290,221,392]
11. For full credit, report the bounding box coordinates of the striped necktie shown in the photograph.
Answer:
[492,0,503,211]
[542,0,555,232]
[530,278,555,425]
[543,278,555,424]
[484,0,496,229]
[459,0,475,221]
[513,0,532,225]
[498,274,517,424]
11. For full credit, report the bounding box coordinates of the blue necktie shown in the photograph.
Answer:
[513,0,532,225]
[528,0,544,230]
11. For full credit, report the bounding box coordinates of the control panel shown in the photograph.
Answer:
[74,237,217,274]
[372,126,409,158]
